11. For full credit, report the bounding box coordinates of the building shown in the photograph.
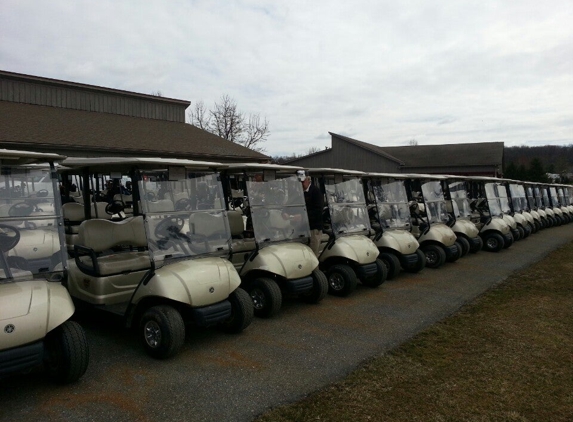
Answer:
[0,70,269,162]
[286,132,504,176]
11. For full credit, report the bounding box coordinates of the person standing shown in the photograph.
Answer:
[297,170,324,256]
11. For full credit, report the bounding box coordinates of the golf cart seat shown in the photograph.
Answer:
[74,216,150,277]
[189,212,227,239]
[63,202,112,247]
[228,210,255,252]
[146,199,174,213]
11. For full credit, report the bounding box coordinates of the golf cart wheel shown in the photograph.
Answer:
[470,236,483,253]
[326,264,357,297]
[533,221,541,233]
[421,244,446,269]
[378,252,401,280]
[140,305,185,359]
[301,269,328,304]
[447,241,463,263]
[404,249,426,273]
[456,236,471,257]
[221,288,254,334]
[44,320,89,383]
[248,278,282,318]
[482,233,504,252]
[361,259,387,288]
[517,226,525,240]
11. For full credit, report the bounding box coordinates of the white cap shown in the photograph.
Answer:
[296,170,306,181]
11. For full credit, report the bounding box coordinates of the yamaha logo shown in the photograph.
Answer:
[298,264,302,269]
[4,324,15,334]
[209,287,215,293]
[366,252,370,256]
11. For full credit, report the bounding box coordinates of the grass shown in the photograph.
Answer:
[256,243,573,422]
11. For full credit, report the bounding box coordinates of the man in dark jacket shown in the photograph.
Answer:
[297,170,324,256]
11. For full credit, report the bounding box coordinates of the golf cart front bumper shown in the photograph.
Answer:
[0,341,44,377]
[469,237,482,248]
[444,244,459,260]
[284,275,314,294]
[400,252,419,268]
[354,261,379,281]
[191,300,232,327]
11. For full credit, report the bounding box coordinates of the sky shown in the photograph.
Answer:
[1,0,572,157]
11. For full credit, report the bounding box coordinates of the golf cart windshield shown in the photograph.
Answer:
[0,164,65,282]
[139,171,231,265]
[526,186,537,209]
[509,184,526,212]
[246,176,310,244]
[371,180,411,229]
[496,184,511,214]
[421,181,449,224]
[484,183,503,216]
[325,178,370,236]
[541,187,550,207]
[448,181,472,218]
[549,187,560,206]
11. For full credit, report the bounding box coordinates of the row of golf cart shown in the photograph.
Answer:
[2,150,572,384]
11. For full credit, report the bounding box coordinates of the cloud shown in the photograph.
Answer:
[1,0,572,156]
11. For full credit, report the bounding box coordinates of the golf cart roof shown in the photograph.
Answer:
[306,167,365,176]
[62,156,226,172]
[0,149,65,164]
[225,163,305,172]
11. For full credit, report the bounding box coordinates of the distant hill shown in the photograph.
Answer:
[504,145,573,175]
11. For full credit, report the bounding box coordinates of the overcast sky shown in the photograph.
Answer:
[1,0,572,156]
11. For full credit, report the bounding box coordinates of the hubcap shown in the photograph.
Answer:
[329,272,345,290]
[144,320,161,349]
[425,251,438,265]
[250,288,266,310]
[486,238,498,249]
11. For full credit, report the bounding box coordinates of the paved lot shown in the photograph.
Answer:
[2,224,573,422]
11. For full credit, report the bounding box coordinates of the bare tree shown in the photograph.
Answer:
[408,139,418,146]
[188,95,269,152]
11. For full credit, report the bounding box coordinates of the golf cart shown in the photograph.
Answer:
[548,185,571,224]
[498,179,533,239]
[557,184,573,215]
[403,175,461,268]
[60,157,253,359]
[0,150,89,383]
[439,176,483,255]
[363,173,425,278]
[537,184,562,226]
[220,164,328,318]
[524,182,551,229]
[466,178,514,251]
[307,168,386,296]
[506,180,538,235]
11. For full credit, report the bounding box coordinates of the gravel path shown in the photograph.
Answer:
[2,224,572,422]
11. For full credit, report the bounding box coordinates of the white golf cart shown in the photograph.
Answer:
[307,168,386,296]
[60,157,253,359]
[537,184,563,226]
[548,185,572,224]
[506,180,537,235]
[403,175,461,268]
[466,178,514,251]
[220,164,328,318]
[524,182,551,229]
[0,150,89,383]
[363,173,425,278]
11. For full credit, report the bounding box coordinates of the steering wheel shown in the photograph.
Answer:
[175,198,194,211]
[8,202,35,217]
[37,189,49,198]
[154,217,185,239]
[145,192,157,201]
[105,200,125,216]
[0,224,21,252]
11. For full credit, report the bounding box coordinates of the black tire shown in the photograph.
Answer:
[44,320,89,383]
[503,234,513,249]
[421,244,446,268]
[517,225,525,240]
[326,264,358,297]
[220,288,254,333]
[469,236,483,253]
[362,259,387,288]
[301,269,329,304]
[378,252,401,280]
[404,249,426,273]
[482,232,504,252]
[447,241,463,263]
[247,278,282,318]
[456,236,471,256]
[140,305,185,359]
[534,220,542,232]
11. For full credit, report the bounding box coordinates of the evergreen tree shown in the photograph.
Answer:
[529,158,548,182]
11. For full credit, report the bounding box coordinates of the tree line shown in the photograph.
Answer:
[504,145,573,183]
